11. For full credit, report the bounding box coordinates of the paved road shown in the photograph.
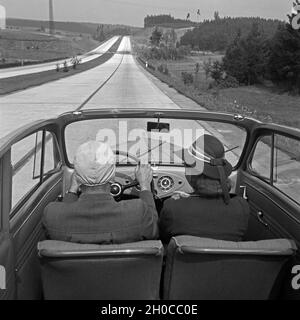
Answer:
[83,37,177,110]
[0,36,120,80]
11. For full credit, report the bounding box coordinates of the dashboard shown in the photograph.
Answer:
[114,166,193,199]
[64,166,237,200]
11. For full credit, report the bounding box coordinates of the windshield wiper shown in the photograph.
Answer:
[225,146,239,153]
[117,140,167,164]
[138,140,167,159]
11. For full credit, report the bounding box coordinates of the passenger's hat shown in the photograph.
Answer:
[182,134,233,204]
[74,141,116,186]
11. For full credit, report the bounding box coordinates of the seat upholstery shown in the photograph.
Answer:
[38,240,163,300]
[164,236,297,300]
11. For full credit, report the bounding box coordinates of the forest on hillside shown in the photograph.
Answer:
[7,18,139,37]
[144,14,197,29]
[142,15,300,93]
[180,17,283,51]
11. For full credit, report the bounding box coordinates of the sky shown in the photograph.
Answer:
[0,0,295,27]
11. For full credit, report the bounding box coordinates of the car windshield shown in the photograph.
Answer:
[65,118,247,167]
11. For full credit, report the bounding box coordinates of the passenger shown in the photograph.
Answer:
[159,134,249,244]
[43,141,158,244]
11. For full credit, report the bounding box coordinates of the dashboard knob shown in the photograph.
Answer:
[110,183,122,197]
[158,176,174,192]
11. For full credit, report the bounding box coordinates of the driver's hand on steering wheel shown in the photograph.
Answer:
[135,164,153,192]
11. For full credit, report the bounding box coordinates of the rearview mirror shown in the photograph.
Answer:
[147,121,170,133]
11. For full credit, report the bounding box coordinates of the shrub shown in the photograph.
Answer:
[158,64,169,75]
[203,58,212,79]
[211,75,240,89]
[63,61,69,72]
[181,72,194,85]
[139,44,190,61]
[210,60,224,82]
[148,63,156,71]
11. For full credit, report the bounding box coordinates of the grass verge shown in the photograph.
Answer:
[137,56,300,129]
[0,37,123,96]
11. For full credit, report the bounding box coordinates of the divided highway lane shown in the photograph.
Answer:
[0,36,190,139]
[83,36,178,110]
[0,37,126,138]
[0,36,120,80]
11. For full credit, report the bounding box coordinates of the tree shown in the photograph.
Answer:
[170,29,177,45]
[243,23,269,84]
[223,30,248,83]
[267,23,300,92]
[163,28,177,46]
[150,27,162,46]
[94,25,105,42]
[195,62,200,74]
[210,61,224,81]
[214,11,220,21]
[223,23,268,85]
[203,58,212,79]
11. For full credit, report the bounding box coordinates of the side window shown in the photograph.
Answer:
[11,131,43,209]
[44,133,59,176]
[10,131,60,212]
[273,135,300,204]
[249,133,300,204]
[250,135,272,181]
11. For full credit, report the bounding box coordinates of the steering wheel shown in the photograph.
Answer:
[110,150,140,198]
[110,150,157,199]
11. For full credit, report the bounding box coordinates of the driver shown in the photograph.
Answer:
[42,140,159,244]
[159,134,249,243]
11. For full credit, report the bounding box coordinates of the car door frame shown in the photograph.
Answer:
[237,123,300,299]
[0,148,15,299]
[0,118,63,300]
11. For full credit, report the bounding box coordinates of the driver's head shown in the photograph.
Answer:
[74,141,116,187]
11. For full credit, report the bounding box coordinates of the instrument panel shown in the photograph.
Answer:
[115,166,193,199]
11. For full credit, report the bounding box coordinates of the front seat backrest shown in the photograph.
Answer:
[38,240,163,300]
[164,236,297,300]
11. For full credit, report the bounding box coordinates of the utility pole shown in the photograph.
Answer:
[49,0,55,35]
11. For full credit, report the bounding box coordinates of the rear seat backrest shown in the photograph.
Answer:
[164,236,297,300]
[38,240,164,300]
